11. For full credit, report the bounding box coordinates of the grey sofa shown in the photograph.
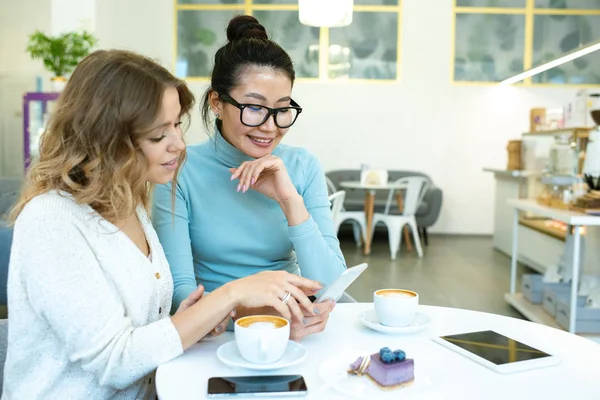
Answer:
[325,170,442,244]
[1,178,22,308]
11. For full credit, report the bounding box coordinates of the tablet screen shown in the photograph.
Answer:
[439,330,552,365]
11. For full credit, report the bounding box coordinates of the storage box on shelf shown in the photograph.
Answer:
[556,299,600,334]
[521,274,575,304]
[542,286,587,318]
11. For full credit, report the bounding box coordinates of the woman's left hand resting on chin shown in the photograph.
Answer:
[230,154,310,226]
[175,284,235,340]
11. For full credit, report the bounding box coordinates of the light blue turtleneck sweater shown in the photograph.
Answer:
[152,132,347,311]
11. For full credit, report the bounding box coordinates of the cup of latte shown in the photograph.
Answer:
[373,289,419,327]
[234,315,290,364]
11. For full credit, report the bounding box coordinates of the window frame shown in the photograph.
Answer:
[451,0,600,86]
[174,0,403,83]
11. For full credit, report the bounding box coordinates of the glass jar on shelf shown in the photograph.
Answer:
[549,134,577,177]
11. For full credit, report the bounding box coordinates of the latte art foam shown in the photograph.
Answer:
[236,315,288,329]
[383,292,414,297]
[248,321,277,330]
[376,289,417,298]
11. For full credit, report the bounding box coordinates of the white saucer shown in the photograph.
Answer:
[358,309,431,335]
[216,340,307,370]
[318,349,443,399]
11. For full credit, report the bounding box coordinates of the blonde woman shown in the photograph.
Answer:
[3,49,321,399]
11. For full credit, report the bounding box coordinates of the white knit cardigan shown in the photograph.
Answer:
[2,191,183,399]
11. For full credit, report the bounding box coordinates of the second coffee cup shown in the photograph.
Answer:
[374,289,419,327]
[234,315,290,364]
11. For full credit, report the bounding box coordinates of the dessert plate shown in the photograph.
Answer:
[359,309,431,335]
[217,340,307,371]
[317,350,443,399]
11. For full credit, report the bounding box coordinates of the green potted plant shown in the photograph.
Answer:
[26,30,97,92]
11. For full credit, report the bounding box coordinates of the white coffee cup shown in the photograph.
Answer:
[374,289,419,327]
[234,315,290,364]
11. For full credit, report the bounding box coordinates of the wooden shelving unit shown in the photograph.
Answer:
[522,127,591,138]
[518,218,566,241]
[507,199,600,335]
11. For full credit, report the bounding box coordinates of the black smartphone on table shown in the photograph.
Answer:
[207,375,308,398]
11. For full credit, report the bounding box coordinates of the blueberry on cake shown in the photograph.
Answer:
[348,347,414,389]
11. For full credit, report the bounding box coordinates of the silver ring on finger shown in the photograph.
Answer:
[281,291,291,305]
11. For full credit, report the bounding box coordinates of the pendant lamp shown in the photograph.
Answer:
[298,0,354,28]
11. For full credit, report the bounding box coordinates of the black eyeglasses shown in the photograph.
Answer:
[219,93,303,129]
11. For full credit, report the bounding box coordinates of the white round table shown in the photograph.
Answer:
[156,303,600,400]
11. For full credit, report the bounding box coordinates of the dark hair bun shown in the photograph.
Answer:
[227,15,268,42]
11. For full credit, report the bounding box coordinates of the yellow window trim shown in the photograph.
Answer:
[173,0,403,82]
[452,0,600,86]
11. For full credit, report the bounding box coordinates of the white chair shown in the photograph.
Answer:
[326,177,367,247]
[370,177,429,259]
[328,190,346,230]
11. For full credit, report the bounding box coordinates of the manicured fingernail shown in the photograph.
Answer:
[230,175,234,181]
[251,177,256,185]
[302,318,308,324]
[232,309,237,317]
[243,185,248,193]
[313,308,320,315]
[236,183,241,192]
[216,325,223,332]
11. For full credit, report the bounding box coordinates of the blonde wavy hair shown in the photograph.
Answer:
[10,49,195,223]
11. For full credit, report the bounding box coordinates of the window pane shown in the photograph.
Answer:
[456,0,525,7]
[253,11,319,78]
[253,0,400,4]
[328,12,398,80]
[535,0,600,9]
[454,13,525,81]
[253,0,297,3]
[533,15,600,84]
[354,0,399,4]
[178,0,244,4]
[176,10,239,78]
[252,0,298,4]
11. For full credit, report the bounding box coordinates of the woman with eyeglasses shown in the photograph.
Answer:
[152,15,347,341]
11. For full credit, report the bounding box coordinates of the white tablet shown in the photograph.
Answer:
[433,330,560,374]
[314,263,368,303]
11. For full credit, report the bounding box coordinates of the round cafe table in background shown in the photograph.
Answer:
[339,181,409,255]
[156,303,600,400]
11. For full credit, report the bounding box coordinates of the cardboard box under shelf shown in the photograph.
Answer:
[556,299,600,333]
[542,286,587,317]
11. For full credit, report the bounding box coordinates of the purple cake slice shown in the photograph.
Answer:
[348,348,414,389]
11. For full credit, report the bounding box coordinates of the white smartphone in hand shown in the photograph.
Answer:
[314,263,368,303]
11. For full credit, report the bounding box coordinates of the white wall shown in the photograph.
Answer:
[0,0,583,234]
[51,0,95,35]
